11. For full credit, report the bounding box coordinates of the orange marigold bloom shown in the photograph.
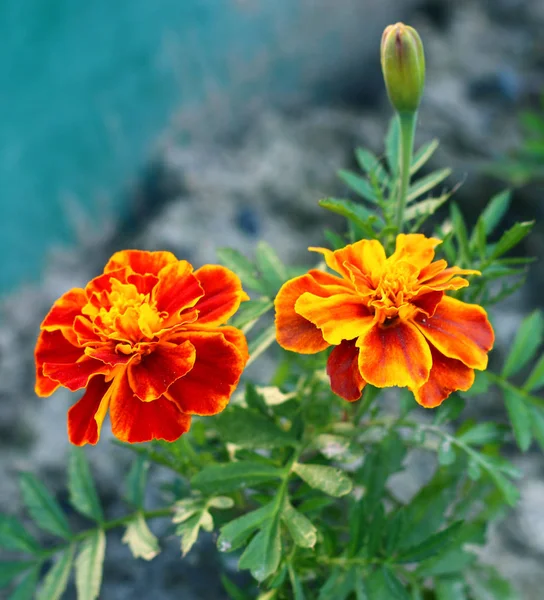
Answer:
[35,250,249,445]
[275,234,494,408]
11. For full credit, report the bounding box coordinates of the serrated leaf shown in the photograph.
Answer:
[255,242,287,295]
[75,529,105,600]
[457,422,504,446]
[476,190,511,238]
[19,473,71,540]
[0,562,34,589]
[231,298,273,331]
[502,311,544,378]
[191,461,283,495]
[407,168,452,203]
[238,515,281,582]
[524,354,544,392]
[292,463,352,497]
[125,455,149,509]
[355,148,388,186]
[411,139,439,175]
[68,448,103,522]
[176,510,213,556]
[122,513,160,561]
[216,248,267,294]
[0,516,40,554]
[337,171,378,204]
[503,387,533,451]
[8,566,39,600]
[489,221,534,260]
[417,546,476,577]
[318,198,378,236]
[396,521,463,563]
[382,566,410,600]
[282,503,317,548]
[218,502,275,552]
[216,406,296,448]
[405,194,449,221]
[36,546,75,600]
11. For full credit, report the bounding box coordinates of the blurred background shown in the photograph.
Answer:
[1,0,543,598]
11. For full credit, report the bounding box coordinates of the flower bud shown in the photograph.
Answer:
[381,22,425,114]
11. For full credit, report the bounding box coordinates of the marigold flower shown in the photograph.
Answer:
[275,234,494,408]
[35,250,249,445]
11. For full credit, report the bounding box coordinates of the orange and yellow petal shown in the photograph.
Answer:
[67,375,112,446]
[153,261,204,318]
[295,292,375,346]
[414,296,494,370]
[193,265,249,326]
[166,331,245,416]
[389,233,441,269]
[104,249,178,276]
[127,341,196,402]
[356,321,432,388]
[84,343,134,366]
[214,325,250,365]
[327,340,366,401]
[109,372,191,443]
[41,288,87,332]
[412,347,475,408]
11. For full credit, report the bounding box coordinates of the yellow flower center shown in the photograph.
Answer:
[368,261,419,324]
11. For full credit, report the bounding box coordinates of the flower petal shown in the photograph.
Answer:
[128,341,196,401]
[192,265,250,325]
[153,260,204,318]
[275,271,347,354]
[327,340,366,401]
[166,331,245,415]
[389,233,441,269]
[295,292,375,346]
[357,321,432,388]
[412,347,475,408]
[84,343,135,366]
[109,372,191,443]
[104,250,178,275]
[414,296,494,369]
[41,289,87,331]
[67,376,111,446]
[214,325,249,365]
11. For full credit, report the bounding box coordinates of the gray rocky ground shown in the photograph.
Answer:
[1,0,544,597]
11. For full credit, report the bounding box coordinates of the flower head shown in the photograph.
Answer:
[35,250,249,445]
[275,234,494,408]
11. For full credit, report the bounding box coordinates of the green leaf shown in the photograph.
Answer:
[382,566,410,600]
[282,503,317,548]
[407,168,452,203]
[411,139,439,175]
[36,546,75,600]
[8,567,39,600]
[19,473,71,540]
[337,171,378,204]
[0,516,40,554]
[404,194,449,222]
[218,502,275,552]
[450,203,470,264]
[75,529,105,600]
[208,496,235,510]
[438,440,456,466]
[386,117,400,177]
[318,567,356,600]
[176,510,213,556]
[292,463,352,497]
[255,242,287,295]
[417,546,476,577]
[318,198,378,236]
[524,354,544,392]
[288,564,306,600]
[0,562,34,589]
[122,513,160,560]
[231,298,273,331]
[247,324,277,367]
[502,311,544,378]
[476,190,511,238]
[355,148,388,186]
[220,575,251,600]
[238,514,281,582]
[68,447,103,522]
[125,455,149,509]
[245,383,269,415]
[433,395,465,425]
[435,576,468,600]
[216,247,267,294]
[489,221,534,260]
[396,521,463,563]
[531,406,544,452]
[216,406,297,448]
[457,422,505,446]
[191,461,283,495]
[503,387,533,451]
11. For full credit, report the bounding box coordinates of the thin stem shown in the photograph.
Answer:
[395,111,418,232]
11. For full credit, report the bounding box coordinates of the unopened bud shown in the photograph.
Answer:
[381,23,425,114]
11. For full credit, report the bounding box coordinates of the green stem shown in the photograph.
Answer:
[395,111,417,232]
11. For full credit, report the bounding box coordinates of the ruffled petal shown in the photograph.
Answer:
[109,372,191,443]
[67,375,112,446]
[389,233,441,269]
[327,340,366,401]
[275,272,347,354]
[411,290,444,317]
[166,331,245,415]
[41,289,87,331]
[192,265,249,326]
[295,292,375,346]
[127,341,196,402]
[414,296,494,370]
[213,325,249,365]
[153,260,204,318]
[84,343,135,366]
[104,250,178,275]
[357,321,432,388]
[412,347,475,408]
